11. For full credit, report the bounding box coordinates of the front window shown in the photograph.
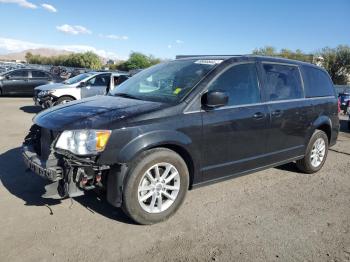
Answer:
[110,59,220,103]
[64,73,94,85]
[207,63,260,106]
[9,70,28,78]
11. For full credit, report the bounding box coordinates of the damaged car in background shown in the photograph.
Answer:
[23,55,339,224]
[34,71,129,108]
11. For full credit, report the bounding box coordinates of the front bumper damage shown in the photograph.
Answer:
[34,94,57,109]
[22,125,111,199]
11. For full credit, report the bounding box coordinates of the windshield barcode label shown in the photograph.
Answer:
[194,60,223,65]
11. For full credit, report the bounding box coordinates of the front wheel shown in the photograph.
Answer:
[122,148,189,225]
[296,130,329,174]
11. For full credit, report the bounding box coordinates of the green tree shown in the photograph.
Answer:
[118,52,161,71]
[252,46,277,56]
[316,45,350,85]
[252,46,312,62]
[24,51,102,69]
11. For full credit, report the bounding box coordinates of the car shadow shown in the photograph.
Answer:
[19,106,42,114]
[340,119,349,133]
[274,162,302,173]
[0,147,135,224]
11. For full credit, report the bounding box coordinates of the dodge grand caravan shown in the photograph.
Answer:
[22,55,339,224]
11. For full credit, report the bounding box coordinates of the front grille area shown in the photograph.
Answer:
[24,125,59,161]
[40,128,53,160]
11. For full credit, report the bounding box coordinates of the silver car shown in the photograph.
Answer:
[34,72,129,108]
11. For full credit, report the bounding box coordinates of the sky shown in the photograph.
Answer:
[0,0,349,60]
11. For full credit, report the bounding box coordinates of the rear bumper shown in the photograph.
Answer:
[22,144,63,181]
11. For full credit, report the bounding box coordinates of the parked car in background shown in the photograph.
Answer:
[34,71,129,108]
[0,69,54,96]
[338,92,350,114]
[23,56,339,224]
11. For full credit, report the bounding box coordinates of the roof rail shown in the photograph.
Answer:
[176,55,239,59]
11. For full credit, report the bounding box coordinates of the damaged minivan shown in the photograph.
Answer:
[23,55,339,224]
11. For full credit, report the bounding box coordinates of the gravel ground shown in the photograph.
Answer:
[0,97,349,262]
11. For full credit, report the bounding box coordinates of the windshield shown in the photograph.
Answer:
[64,72,94,85]
[110,59,220,103]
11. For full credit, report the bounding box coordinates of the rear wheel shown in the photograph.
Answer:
[55,96,74,106]
[122,148,189,225]
[296,130,329,173]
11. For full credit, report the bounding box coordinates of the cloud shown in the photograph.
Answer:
[0,0,37,9]
[41,3,57,12]
[0,37,122,59]
[175,40,184,44]
[99,34,128,40]
[56,24,91,35]
[168,44,172,49]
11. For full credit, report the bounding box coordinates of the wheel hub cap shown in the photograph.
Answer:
[310,138,326,168]
[138,163,180,213]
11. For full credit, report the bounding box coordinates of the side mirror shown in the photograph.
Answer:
[78,81,86,88]
[202,90,229,109]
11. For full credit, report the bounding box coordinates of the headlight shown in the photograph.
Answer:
[55,130,111,155]
[38,90,56,97]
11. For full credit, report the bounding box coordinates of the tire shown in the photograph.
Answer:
[0,88,2,96]
[122,148,189,225]
[296,130,329,174]
[55,96,74,106]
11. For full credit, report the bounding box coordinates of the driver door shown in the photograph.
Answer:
[81,74,110,98]
[201,62,270,180]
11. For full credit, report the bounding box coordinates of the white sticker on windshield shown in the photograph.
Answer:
[194,59,223,65]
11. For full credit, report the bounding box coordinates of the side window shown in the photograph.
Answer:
[301,66,334,97]
[208,63,260,106]
[87,75,110,87]
[262,63,303,101]
[9,70,28,78]
[31,70,47,78]
[114,75,129,86]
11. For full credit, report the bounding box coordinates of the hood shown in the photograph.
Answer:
[34,82,74,91]
[34,95,167,130]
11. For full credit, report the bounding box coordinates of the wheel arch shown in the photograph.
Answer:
[56,94,76,101]
[311,116,332,144]
[148,144,195,188]
[117,130,198,188]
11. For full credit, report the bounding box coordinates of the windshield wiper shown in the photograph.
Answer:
[114,93,141,100]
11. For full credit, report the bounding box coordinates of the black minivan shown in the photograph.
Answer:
[22,56,339,224]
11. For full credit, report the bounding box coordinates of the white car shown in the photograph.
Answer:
[34,71,129,108]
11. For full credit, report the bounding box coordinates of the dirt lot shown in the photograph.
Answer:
[0,97,349,262]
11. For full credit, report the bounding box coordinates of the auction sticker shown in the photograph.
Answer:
[194,60,223,65]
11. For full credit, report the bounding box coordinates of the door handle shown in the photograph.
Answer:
[252,112,265,120]
[271,110,282,117]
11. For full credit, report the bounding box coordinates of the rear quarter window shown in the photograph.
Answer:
[301,66,335,97]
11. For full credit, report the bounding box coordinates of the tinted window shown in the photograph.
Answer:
[302,66,334,97]
[114,75,129,85]
[208,63,260,106]
[263,63,303,101]
[9,70,28,78]
[32,70,48,78]
[87,75,110,87]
